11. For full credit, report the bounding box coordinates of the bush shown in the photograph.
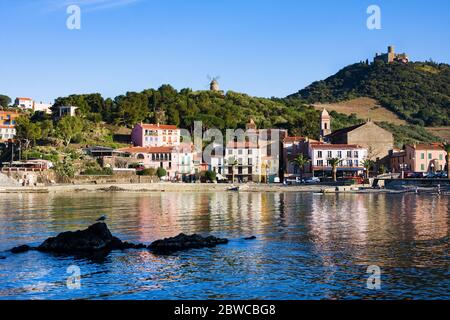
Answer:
[82,167,113,176]
[156,167,167,178]
[138,168,157,176]
[204,170,216,182]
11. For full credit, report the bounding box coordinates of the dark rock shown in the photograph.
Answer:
[11,245,32,254]
[244,236,256,240]
[37,223,125,254]
[149,233,228,254]
[0,255,6,259]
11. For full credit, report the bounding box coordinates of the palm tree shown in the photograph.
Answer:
[226,156,238,183]
[444,143,450,178]
[290,154,309,179]
[328,157,341,182]
[362,159,374,179]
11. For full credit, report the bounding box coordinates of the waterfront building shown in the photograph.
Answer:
[224,141,262,183]
[131,123,181,148]
[116,144,195,179]
[308,143,367,177]
[283,136,318,178]
[391,143,447,173]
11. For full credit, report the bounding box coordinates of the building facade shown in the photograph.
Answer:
[0,110,20,142]
[131,123,181,148]
[57,106,78,117]
[325,119,394,163]
[401,144,446,173]
[14,98,52,114]
[309,143,368,177]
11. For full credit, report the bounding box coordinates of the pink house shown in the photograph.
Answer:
[404,144,447,173]
[131,123,181,147]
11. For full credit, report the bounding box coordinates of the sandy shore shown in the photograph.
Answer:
[0,182,400,194]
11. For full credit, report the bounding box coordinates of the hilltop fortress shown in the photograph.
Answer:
[374,46,409,64]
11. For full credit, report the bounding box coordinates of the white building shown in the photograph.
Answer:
[33,101,52,114]
[15,97,34,110]
[308,143,368,176]
[57,105,78,117]
[14,98,52,114]
[0,125,16,141]
[224,141,263,183]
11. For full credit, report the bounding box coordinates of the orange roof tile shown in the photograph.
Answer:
[139,123,178,130]
[310,143,363,150]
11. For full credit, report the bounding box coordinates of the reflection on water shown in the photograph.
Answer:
[0,192,448,299]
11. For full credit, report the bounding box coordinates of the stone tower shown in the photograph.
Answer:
[210,79,220,92]
[320,109,331,137]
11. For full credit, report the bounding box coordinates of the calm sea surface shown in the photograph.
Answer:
[0,192,448,300]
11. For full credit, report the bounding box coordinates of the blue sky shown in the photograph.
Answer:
[1,0,449,103]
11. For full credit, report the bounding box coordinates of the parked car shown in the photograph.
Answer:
[284,177,304,185]
[304,177,320,184]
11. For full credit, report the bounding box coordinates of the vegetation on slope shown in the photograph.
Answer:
[288,61,450,126]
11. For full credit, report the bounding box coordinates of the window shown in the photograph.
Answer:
[317,160,323,166]
[347,151,352,157]
[354,160,359,167]
[421,153,425,160]
[337,151,342,158]
[317,151,322,158]
[248,158,253,165]
[348,160,353,167]
[354,151,359,158]
[428,153,432,160]
[248,149,252,155]
[421,164,425,171]
[327,151,332,158]
[439,154,443,160]
[238,149,243,155]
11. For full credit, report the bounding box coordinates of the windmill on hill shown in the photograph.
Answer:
[207,75,221,92]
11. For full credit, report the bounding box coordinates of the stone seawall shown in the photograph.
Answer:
[384,178,450,190]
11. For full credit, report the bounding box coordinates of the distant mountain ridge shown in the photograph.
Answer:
[287,61,450,127]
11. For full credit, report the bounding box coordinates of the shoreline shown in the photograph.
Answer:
[0,182,403,194]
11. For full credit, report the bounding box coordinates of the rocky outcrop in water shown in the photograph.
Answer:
[8,223,228,256]
[38,223,129,253]
[148,233,228,254]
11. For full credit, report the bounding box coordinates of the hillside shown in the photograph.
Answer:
[312,97,407,125]
[288,61,450,127]
[52,86,321,138]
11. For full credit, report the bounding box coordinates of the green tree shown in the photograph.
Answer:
[40,120,54,140]
[156,167,167,179]
[290,154,309,179]
[204,170,217,182]
[362,159,375,178]
[15,116,42,150]
[0,95,11,107]
[56,116,83,146]
[328,157,341,182]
